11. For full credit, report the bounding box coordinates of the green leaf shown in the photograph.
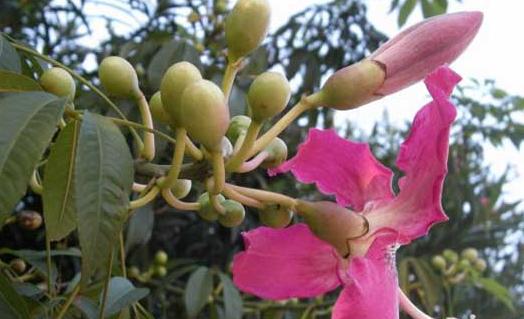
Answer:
[184,266,213,318]
[147,40,202,90]
[398,0,418,27]
[0,35,21,73]
[74,296,98,319]
[75,112,134,284]
[0,92,65,222]
[218,273,243,319]
[0,272,31,319]
[103,277,149,317]
[475,277,515,312]
[421,0,446,17]
[125,203,154,253]
[0,70,42,92]
[43,121,79,241]
[407,257,442,312]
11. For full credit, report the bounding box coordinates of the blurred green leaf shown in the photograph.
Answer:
[0,70,41,92]
[398,0,418,27]
[0,92,65,222]
[102,277,150,317]
[43,121,79,241]
[0,272,30,319]
[185,266,213,317]
[125,203,155,253]
[218,273,242,319]
[0,35,21,73]
[475,277,515,312]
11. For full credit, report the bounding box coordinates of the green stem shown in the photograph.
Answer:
[222,61,239,102]
[119,232,127,278]
[45,237,53,296]
[226,121,262,172]
[210,151,225,194]
[109,117,176,145]
[160,128,187,189]
[250,94,321,157]
[99,248,115,319]
[10,42,143,146]
[226,183,297,209]
[56,285,80,319]
[129,186,160,210]
[135,92,155,161]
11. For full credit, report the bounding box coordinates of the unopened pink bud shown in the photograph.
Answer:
[370,11,483,95]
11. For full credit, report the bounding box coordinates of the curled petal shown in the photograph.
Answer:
[269,129,394,211]
[232,224,341,300]
[368,66,460,242]
[333,230,400,319]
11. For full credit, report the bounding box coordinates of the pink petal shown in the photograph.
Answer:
[269,129,394,211]
[371,11,482,95]
[232,224,341,300]
[368,66,460,242]
[332,230,400,319]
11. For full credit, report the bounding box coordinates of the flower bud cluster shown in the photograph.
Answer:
[128,250,169,282]
[431,248,488,284]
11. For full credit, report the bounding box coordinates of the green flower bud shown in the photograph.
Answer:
[154,265,167,277]
[181,79,230,151]
[473,259,487,272]
[248,72,291,122]
[226,115,251,144]
[261,137,287,168]
[17,210,42,230]
[461,248,479,263]
[40,67,76,101]
[218,200,246,227]
[154,250,168,265]
[160,62,202,127]
[198,193,226,222]
[149,91,170,123]
[315,60,385,110]
[99,56,140,99]
[442,249,459,264]
[9,259,27,274]
[431,255,447,271]
[458,259,471,270]
[128,266,140,278]
[258,204,292,228]
[171,179,192,199]
[225,0,271,62]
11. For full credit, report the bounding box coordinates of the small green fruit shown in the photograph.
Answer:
[154,250,168,265]
[473,259,487,272]
[226,115,252,144]
[160,62,202,127]
[17,210,42,230]
[99,56,140,99]
[9,259,27,274]
[218,200,246,227]
[261,137,288,168]
[154,265,167,277]
[181,79,230,152]
[149,92,170,123]
[40,67,76,100]
[248,72,290,122]
[225,0,271,62]
[442,249,459,263]
[198,193,226,221]
[431,255,447,271]
[258,204,292,228]
[458,259,471,270]
[171,179,192,199]
[461,248,479,262]
[128,266,140,278]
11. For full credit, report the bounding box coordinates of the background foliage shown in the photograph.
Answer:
[0,0,522,318]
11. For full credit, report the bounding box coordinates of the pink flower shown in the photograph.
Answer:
[232,66,461,318]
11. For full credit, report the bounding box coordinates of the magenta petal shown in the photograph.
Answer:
[269,129,394,211]
[371,66,460,242]
[332,230,400,319]
[232,224,341,300]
